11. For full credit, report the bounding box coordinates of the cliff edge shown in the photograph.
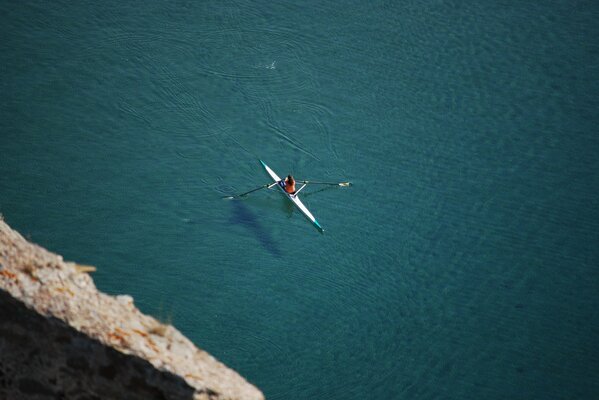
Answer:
[0,217,264,400]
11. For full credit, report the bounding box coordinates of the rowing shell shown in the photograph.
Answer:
[260,160,324,232]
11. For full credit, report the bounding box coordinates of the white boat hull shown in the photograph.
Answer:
[260,160,324,232]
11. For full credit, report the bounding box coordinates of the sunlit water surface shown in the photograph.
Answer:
[2,1,598,398]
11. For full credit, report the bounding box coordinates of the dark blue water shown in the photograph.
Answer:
[2,1,598,398]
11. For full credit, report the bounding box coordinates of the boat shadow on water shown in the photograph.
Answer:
[229,199,282,257]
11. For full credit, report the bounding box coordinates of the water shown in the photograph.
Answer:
[2,1,598,398]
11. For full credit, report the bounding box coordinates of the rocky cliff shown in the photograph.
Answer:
[0,217,264,400]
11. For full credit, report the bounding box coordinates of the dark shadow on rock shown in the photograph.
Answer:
[0,289,196,400]
[229,200,282,258]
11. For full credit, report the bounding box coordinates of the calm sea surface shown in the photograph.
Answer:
[2,1,598,398]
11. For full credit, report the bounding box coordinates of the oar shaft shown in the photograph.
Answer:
[224,182,277,199]
[298,180,351,186]
[239,184,269,196]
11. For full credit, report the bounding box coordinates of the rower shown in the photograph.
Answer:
[280,174,308,197]
[281,175,296,194]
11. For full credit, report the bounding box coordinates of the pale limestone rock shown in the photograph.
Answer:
[0,217,264,400]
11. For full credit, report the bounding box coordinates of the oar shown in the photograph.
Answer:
[297,180,352,187]
[223,182,278,199]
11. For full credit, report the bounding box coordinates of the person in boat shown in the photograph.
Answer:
[282,174,296,194]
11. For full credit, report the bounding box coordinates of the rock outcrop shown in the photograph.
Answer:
[0,217,263,400]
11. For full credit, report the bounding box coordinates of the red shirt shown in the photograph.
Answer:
[284,178,296,194]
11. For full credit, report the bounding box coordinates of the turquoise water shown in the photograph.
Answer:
[2,1,599,398]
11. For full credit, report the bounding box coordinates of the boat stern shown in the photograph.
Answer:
[314,219,324,233]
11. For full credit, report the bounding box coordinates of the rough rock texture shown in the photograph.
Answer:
[0,218,264,400]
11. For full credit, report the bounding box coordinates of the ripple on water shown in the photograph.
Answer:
[78,21,332,162]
